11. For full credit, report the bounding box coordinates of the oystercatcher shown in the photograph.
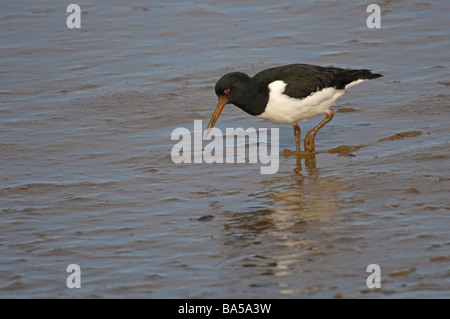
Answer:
[206,64,383,152]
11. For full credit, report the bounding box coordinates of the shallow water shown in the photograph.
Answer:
[1,0,449,298]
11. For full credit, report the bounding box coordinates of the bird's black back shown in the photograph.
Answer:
[253,64,383,99]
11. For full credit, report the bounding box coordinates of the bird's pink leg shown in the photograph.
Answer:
[304,110,334,153]
[293,123,301,152]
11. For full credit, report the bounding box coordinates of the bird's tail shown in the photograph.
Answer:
[333,68,383,89]
[357,69,383,80]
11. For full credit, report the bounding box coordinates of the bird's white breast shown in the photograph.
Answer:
[257,79,365,124]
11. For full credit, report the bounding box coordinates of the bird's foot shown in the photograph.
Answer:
[304,110,334,153]
[283,149,316,158]
[304,131,316,153]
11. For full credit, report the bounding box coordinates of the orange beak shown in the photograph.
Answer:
[205,95,228,138]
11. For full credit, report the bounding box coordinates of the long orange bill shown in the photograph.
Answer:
[204,96,228,138]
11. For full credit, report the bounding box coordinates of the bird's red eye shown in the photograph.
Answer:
[224,88,230,94]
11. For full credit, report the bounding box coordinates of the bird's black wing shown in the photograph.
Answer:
[253,64,382,99]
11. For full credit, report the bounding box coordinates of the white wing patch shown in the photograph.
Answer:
[257,79,366,124]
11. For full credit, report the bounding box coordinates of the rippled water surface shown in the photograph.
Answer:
[1,0,449,298]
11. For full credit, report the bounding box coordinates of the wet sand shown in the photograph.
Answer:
[1,1,449,298]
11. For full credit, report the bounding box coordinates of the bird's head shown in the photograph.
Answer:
[206,72,252,133]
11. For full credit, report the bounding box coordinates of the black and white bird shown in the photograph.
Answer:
[206,64,383,152]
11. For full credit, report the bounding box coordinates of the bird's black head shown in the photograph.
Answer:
[214,72,251,102]
[207,72,254,132]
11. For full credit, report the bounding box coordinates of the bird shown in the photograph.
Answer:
[206,63,383,153]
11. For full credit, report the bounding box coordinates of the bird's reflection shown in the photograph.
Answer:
[282,149,318,173]
[219,159,342,295]
[222,162,341,238]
